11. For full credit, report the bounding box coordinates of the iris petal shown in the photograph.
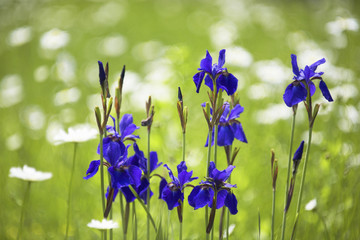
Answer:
[228,104,244,121]
[217,125,234,146]
[193,72,205,93]
[291,54,300,76]
[231,122,247,143]
[217,74,238,96]
[283,82,307,107]
[319,80,333,102]
[218,49,226,68]
[83,160,101,180]
[225,192,238,215]
[200,50,213,73]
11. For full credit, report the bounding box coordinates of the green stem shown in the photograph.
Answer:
[182,132,186,163]
[205,128,212,240]
[226,175,232,240]
[120,194,125,238]
[281,111,297,240]
[292,127,313,239]
[100,133,105,213]
[316,211,331,240]
[132,202,138,240]
[128,185,157,233]
[65,143,78,240]
[17,181,31,240]
[271,188,276,240]
[180,201,183,240]
[146,129,151,240]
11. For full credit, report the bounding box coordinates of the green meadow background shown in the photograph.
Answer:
[1,0,359,239]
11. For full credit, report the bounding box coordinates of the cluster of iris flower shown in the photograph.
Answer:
[84,113,162,204]
[83,49,333,238]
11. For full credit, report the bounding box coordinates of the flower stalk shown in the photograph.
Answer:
[281,106,297,240]
[65,143,78,240]
[17,181,31,240]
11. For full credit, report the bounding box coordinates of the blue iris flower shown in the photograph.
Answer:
[204,102,247,147]
[193,49,238,96]
[84,114,142,193]
[120,143,162,204]
[188,162,238,214]
[159,161,198,210]
[283,54,333,107]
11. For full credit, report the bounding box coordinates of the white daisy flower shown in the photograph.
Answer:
[87,219,119,230]
[52,124,98,145]
[9,165,52,182]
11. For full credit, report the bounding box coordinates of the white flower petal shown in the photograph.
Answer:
[9,165,52,182]
[87,219,119,230]
[52,124,98,145]
[305,199,317,211]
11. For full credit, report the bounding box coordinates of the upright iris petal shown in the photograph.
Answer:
[193,49,238,96]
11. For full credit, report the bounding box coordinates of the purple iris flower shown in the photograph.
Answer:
[283,54,333,107]
[84,114,143,190]
[159,161,198,210]
[204,102,247,147]
[188,162,238,214]
[119,143,162,204]
[193,49,238,96]
[84,139,143,190]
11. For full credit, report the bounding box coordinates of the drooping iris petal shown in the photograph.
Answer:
[188,186,214,210]
[217,125,234,146]
[293,141,305,161]
[217,73,238,96]
[161,186,182,210]
[283,82,307,107]
[204,75,214,91]
[108,165,142,189]
[200,50,213,73]
[291,54,300,76]
[308,81,316,96]
[218,49,226,68]
[319,80,333,102]
[128,165,142,187]
[121,177,152,204]
[231,122,248,143]
[193,72,205,93]
[208,189,228,209]
[83,160,101,180]
[108,167,131,188]
[225,192,238,215]
[159,178,167,199]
